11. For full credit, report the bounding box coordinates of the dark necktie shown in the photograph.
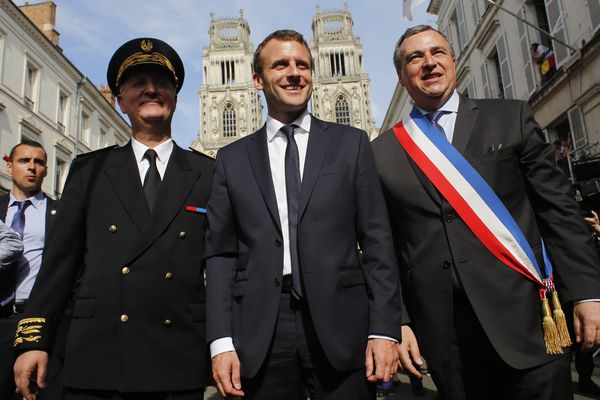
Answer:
[426,110,448,139]
[11,200,31,238]
[0,200,31,306]
[281,124,303,299]
[143,149,161,211]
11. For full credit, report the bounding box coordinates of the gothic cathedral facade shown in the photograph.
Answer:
[310,5,378,139]
[191,11,262,157]
[191,5,378,156]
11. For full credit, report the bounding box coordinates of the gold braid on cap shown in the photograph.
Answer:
[115,52,178,88]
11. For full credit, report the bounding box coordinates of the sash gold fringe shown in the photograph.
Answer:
[551,291,572,347]
[541,297,563,355]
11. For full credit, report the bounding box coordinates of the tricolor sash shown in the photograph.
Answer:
[392,109,571,354]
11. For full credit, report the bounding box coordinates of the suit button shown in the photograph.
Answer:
[121,267,130,275]
[275,239,282,247]
[50,209,57,215]
[442,261,451,269]
[163,319,172,327]
[179,231,186,239]
[120,314,128,323]
[109,225,118,233]
[273,278,280,287]
[445,213,455,223]
[165,272,174,280]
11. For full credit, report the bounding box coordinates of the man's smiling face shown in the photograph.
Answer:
[397,29,456,111]
[253,38,313,124]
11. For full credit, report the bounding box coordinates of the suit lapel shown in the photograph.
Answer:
[452,95,479,155]
[0,195,8,221]
[104,143,150,231]
[403,97,479,205]
[44,197,58,234]
[299,117,331,220]
[127,144,201,262]
[247,126,282,232]
[403,107,443,205]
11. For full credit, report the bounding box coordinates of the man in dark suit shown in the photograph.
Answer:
[206,29,402,400]
[0,140,59,399]
[13,38,213,400]
[372,25,600,399]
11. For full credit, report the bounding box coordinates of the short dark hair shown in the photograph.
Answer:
[9,139,47,162]
[253,29,313,76]
[393,24,453,71]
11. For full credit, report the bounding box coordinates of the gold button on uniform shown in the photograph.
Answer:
[50,209,57,215]
[163,319,172,327]
[165,272,174,280]
[179,231,186,239]
[121,267,130,275]
[120,314,128,323]
[109,225,118,233]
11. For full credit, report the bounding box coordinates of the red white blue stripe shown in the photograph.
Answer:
[393,109,551,286]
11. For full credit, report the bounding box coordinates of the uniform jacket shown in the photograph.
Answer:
[372,96,600,371]
[205,115,402,378]
[14,143,214,392]
[0,193,57,302]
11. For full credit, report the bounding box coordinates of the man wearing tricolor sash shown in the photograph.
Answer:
[372,25,600,399]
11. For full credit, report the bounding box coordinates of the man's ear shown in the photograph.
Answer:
[116,93,126,113]
[253,73,263,90]
[397,70,406,87]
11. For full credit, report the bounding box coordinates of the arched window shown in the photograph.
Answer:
[222,103,236,137]
[335,95,351,125]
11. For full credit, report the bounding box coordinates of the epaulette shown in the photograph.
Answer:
[189,147,216,160]
[76,144,120,159]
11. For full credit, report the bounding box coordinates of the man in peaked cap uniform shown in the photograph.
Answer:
[14,38,214,400]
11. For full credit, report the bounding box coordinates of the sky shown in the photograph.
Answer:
[22,0,435,147]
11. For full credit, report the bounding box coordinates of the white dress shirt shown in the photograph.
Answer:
[131,137,174,183]
[415,89,459,142]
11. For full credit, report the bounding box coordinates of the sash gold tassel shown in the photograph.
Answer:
[541,297,563,355]
[551,290,572,347]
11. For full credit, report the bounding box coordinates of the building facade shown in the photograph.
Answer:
[0,0,130,197]
[191,11,263,158]
[382,0,600,188]
[310,4,378,139]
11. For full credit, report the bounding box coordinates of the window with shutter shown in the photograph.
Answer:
[480,62,490,98]
[544,0,570,67]
[496,33,515,99]
[517,8,536,96]
[568,106,588,150]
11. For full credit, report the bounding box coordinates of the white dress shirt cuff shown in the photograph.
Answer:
[575,299,600,304]
[368,334,398,343]
[210,337,236,358]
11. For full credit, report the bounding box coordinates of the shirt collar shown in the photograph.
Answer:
[416,90,460,117]
[131,137,173,166]
[9,191,45,209]
[266,109,311,143]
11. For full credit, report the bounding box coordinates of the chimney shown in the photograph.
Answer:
[99,84,115,107]
[20,1,60,46]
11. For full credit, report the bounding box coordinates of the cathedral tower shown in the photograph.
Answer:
[191,10,262,157]
[310,4,378,139]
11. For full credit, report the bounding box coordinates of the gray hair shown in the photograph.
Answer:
[393,25,453,71]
